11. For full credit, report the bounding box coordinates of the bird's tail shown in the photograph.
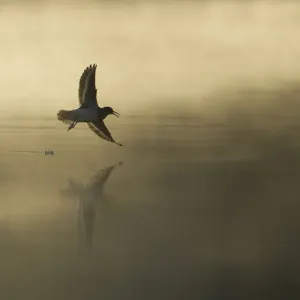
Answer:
[57,110,73,124]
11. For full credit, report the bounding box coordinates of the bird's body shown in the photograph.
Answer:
[57,64,123,146]
[59,108,99,123]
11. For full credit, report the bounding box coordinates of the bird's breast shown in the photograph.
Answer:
[98,109,108,120]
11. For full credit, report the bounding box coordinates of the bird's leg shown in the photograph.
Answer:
[67,121,78,131]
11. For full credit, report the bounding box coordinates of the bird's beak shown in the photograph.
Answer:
[113,111,120,117]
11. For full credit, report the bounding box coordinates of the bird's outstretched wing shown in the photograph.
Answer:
[78,64,98,108]
[87,120,123,146]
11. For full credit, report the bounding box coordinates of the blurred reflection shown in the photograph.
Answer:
[60,162,122,253]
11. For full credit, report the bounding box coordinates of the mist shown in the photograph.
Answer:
[0,1,300,299]
[0,0,300,116]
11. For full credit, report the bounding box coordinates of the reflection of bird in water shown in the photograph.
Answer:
[57,64,123,146]
[60,162,122,252]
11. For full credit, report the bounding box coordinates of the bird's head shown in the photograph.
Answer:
[103,106,120,117]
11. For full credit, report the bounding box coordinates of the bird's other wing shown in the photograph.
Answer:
[78,64,98,108]
[87,120,123,146]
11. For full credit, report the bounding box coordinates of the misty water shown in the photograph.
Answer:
[0,1,300,299]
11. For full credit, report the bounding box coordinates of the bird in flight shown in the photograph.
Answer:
[57,64,123,146]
